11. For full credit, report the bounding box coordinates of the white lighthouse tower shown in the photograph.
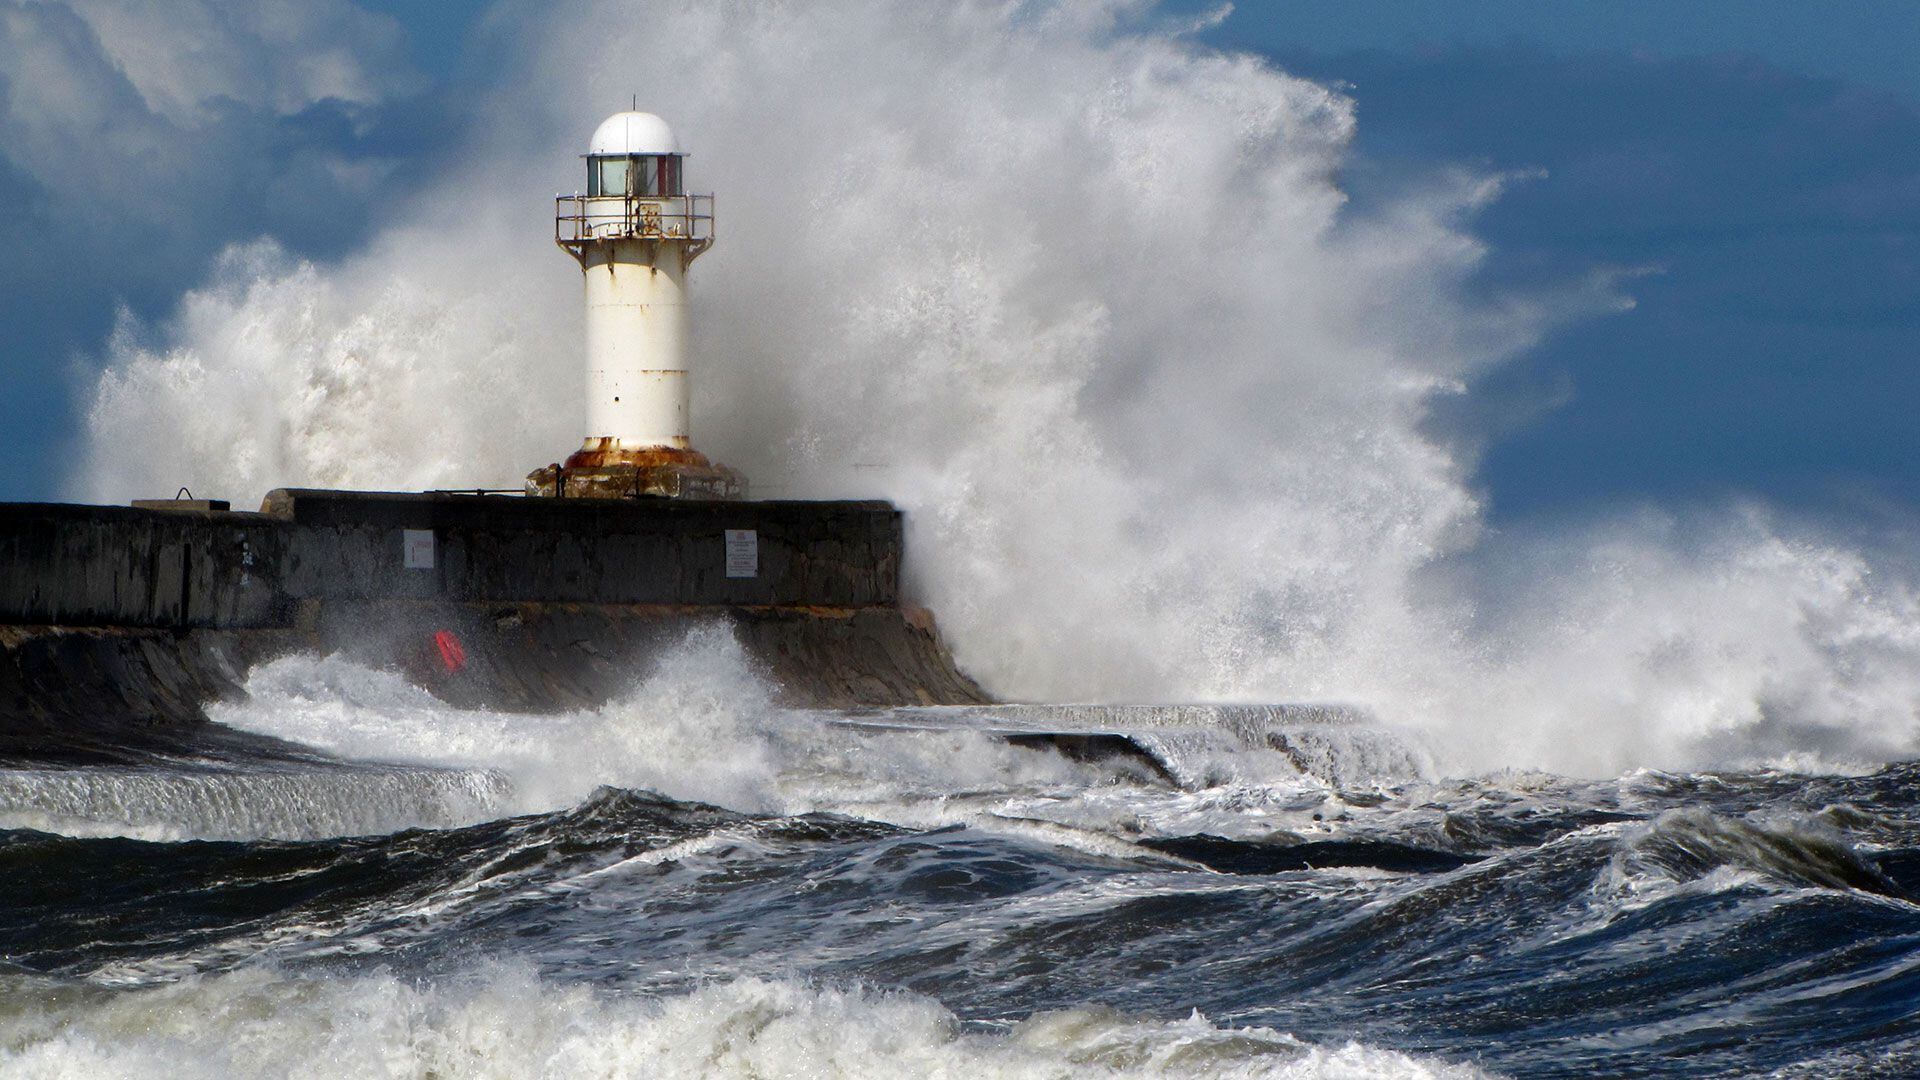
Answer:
[528,111,744,500]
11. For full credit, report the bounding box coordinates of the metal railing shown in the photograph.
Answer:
[555,193,714,253]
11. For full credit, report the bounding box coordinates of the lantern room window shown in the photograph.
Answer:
[590,156,628,197]
[588,155,683,197]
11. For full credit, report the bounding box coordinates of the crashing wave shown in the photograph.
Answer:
[0,968,1497,1079]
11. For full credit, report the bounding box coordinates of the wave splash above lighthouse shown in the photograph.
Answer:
[527,111,746,500]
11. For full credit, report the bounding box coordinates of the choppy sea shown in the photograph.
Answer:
[2,631,1916,1078]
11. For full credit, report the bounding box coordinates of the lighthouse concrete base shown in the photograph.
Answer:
[525,442,746,500]
[525,461,746,500]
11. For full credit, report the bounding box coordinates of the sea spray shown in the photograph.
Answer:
[71,0,1920,775]
[211,629,1147,830]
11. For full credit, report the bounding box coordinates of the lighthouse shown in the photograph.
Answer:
[528,111,744,500]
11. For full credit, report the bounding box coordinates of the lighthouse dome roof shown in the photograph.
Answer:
[588,111,680,156]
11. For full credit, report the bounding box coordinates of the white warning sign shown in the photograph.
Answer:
[403,529,437,570]
[725,529,758,579]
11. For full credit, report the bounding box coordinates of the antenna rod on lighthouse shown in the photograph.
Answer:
[527,111,744,501]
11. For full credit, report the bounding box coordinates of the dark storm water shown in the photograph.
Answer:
[2,708,1918,1078]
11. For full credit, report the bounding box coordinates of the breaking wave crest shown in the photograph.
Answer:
[214,630,1112,824]
[0,625,1438,843]
[1613,807,1909,900]
[0,969,1495,1079]
[198,628,1426,842]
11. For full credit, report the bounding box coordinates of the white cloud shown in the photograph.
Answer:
[52,0,410,120]
[0,0,415,228]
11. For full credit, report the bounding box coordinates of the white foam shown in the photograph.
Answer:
[212,628,795,816]
[0,968,1498,1079]
[209,630,1118,826]
[0,764,507,842]
[192,630,1425,844]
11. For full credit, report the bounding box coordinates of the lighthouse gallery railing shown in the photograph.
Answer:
[555,194,714,254]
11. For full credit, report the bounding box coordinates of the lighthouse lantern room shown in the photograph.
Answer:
[527,111,744,500]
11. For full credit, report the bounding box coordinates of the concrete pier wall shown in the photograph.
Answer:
[0,491,986,739]
[268,490,900,608]
[0,503,289,629]
[1,490,901,626]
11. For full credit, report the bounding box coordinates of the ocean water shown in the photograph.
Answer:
[3,631,1917,1079]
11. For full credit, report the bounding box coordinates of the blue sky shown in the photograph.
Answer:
[1201,0,1920,520]
[3,0,1918,527]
